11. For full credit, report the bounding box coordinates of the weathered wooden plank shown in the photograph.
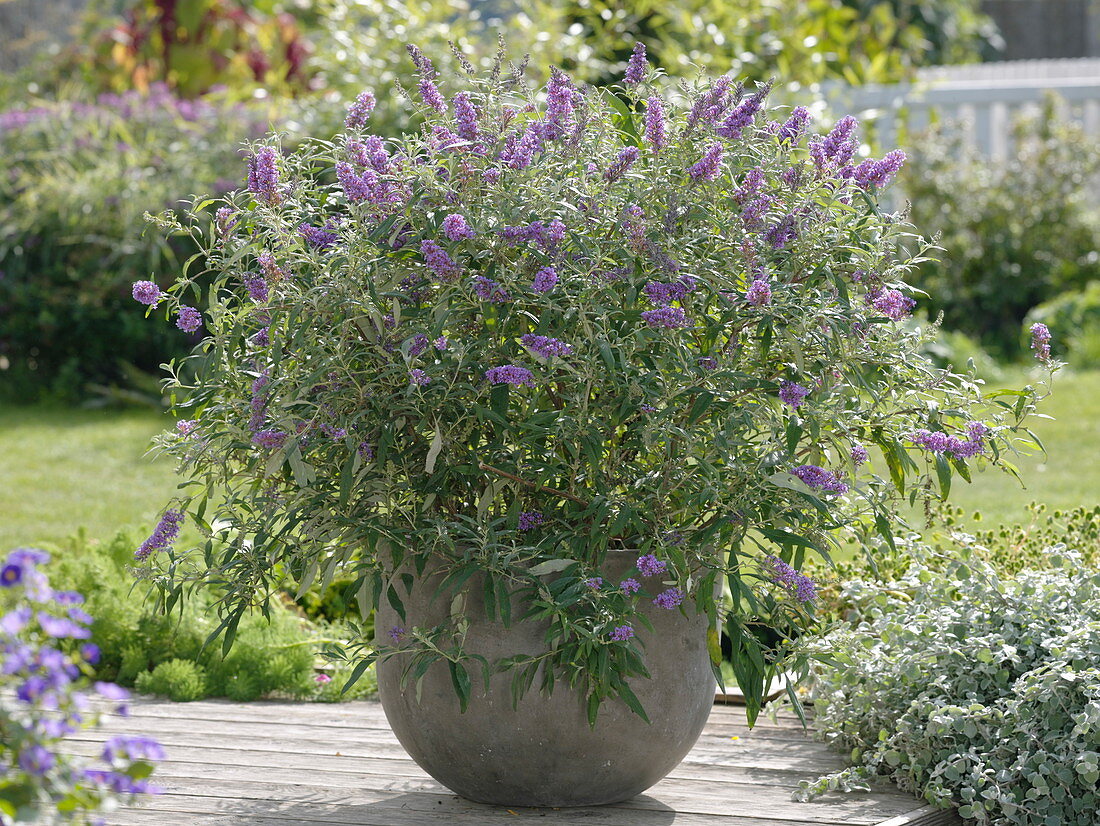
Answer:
[875,805,963,826]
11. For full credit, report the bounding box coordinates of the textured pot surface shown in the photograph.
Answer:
[375,552,715,807]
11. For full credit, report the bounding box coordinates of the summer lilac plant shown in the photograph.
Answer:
[0,549,162,825]
[137,45,1053,722]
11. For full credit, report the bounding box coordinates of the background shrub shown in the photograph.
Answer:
[903,97,1100,358]
[804,550,1100,825]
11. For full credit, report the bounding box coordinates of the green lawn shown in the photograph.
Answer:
[0,405,178,549]
[0,368,1096,550]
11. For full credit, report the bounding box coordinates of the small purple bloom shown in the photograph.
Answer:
[131,281,162,306]
[653,587,683,609]
[473,275,511,303]
[453,92,479,141]
[418,78,447,113]
[532,266,559,293]
[251,429,288,450]
[624,42,647,84]
[18,745,55,776]
[584,577,603,589]
[644,96,667,151]
[688,143,724,182]
[135,509,185,561]
[485,365,535,387]
[869,288,915,321]
[344,91,376,129]
[636,554,667,578]
[247,145,281,205]
[620,578,641,595]
[604,146,640,182]
[518,511,544,531]
[434,336,449,351]
[746,278,772,306]
[791,464,849,496]
[778,106,811,143]
[1,563,23,588]
[175,306,202,333]
[778,380,810,410]
[442,214,475,241]
[82,644,101,664]
[422,240,461,282]
[521,334,572,359]
[715,90,767,139]
[409,369,431,387]
[610,625,635,641]
[765,555,816,603]
[642,307,690,329]
[698,357,718,371]
[389,626,405,642]
[851,444,869,466]
[300,222,338,249]
[358,441,375,460]
[1030,322,1052,362]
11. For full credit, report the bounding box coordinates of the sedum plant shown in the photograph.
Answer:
[136,44,1051,721]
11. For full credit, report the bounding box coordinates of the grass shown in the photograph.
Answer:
[0,405,178,549]
[0,367,1096,550]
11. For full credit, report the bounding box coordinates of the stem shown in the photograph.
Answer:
[478,463,589,506]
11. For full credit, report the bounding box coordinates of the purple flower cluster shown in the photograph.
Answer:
[644,97,667,151]
[688,143,724,182]
[779,380,810,409]
[653,587,683,609]
[908,423,988,459]
[518,511,544,531]
[521,334,572,358]
[869,287,916,320]
[348,136,392,172]
[642,306,691,329]
[473,275,511,303]
[605,146,640,182]
[344,91,376,129]
[644,276,698,306]
[584,577,603,589]
[500,218,566,252]
[442,213,475,241]
[421,240,461,281]
[620,578,641,595]
[532,266,559,293]
[485,364,535,387]
[687,75,734,129]
[610,625,635,641]
[409,369,431,386]
[257,251,285,281]
[851,443,869,466]
[636,554,667,577]
[765,556,816,603]
[765,213,799,250]
[498,124,544,170]
[247,146,281,205]
[852,149,907,188]
[136,508,184,561]
[811,115,858,171]
[791,464,849,496]
[176,419,198,436]
[542,69,575,141]
[131,280,162,306]
[176,306,202,333]
[1030,322,1052,362]
[734,167,765,203]
[243,275,268,303]
[624,42,648,84]
[252,429,288,450]
[248,370,269,433]
[299,222,338,249]
[778,106,811,143]
[746,277,772,306]
[453,92,480,142]
[336,161,400,207]
[215,207,237,235]
[716,89,767,139]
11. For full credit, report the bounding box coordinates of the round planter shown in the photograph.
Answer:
[374,551,715,807]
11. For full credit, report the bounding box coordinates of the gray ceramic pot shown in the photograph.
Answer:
[375,551,715,807]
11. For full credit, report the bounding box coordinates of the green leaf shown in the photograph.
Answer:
[449,661,472,713]
[424,427,443,474]
[934,453,952,499]
[528,558,576,576]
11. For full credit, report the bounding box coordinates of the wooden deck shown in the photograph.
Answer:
[66,698,962,826]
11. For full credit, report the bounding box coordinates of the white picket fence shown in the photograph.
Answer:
[819,58,1100,159]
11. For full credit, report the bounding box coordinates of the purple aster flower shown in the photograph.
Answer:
[653,587,683,609]
[442,213,475,241]
[644,96,667,151]
[131,280,162,306]
[792,464,849,495]
[175,306,201,333]
[421,240,460,282]
[620,578,641,595]
[135,508,184,561]
[851,443,869,466]
[521,334,572,358]
[779,380,810,410]
[778,106,811,143]
[409,369,430,387]
[473,275,511,303]
[746,277,772,306]
[518,511,544,531]
[624,42,647,84]
[869,287,915,320]
[247,145,281,205]
[251,429,288,450]
[532,266,559,293]
[1030,322,1052,362]
[1,563,22,588]
[584,577,603,589]
[344,91,376,129]
[636,554,667,578]
[642,306,691,329]
[610,625,635,641]
[453,92,479,141]
[604,146,640,182]
[300,222,338,249]
[485,365,535,387]
[688,143,724,182]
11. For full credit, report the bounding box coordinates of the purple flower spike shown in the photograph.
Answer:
[521,334,572,358]
[792,464,849,496]
[131,281,162,306]
[610,625,635,641]
[175,306,202,333]
[620,578,641,595]
[605,146,640,182]
[518,511,544,531]
[421,240,461,282]
[584,577,603,589]
[644,96,667,151]
[779,380,810,410]
[653,587,683,609]
[532,266,559,293]
[624,42,647,84]
[765,555,817,603]
[453,92,479,141]
[409,369,430,387]
[851,444,869,466]
[1030,322,1052,362]
[251,429,288,450]
[636,554,667,578]
[778,106,811,143]
[746,278,772,306]
[344,91,376,129]
[688,143,724,182]
[485,365,535,387]
[247,145,282,205]
[642,306,691,329]
[442,214,475,241]
[135,509,185,561]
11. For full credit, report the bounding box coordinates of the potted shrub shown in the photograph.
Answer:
[135,43,1052,806]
